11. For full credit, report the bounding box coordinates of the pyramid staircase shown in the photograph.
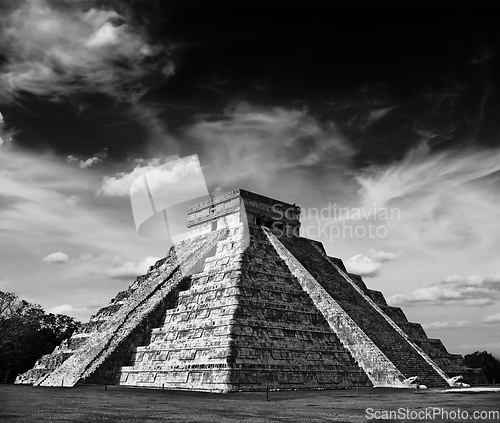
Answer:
[16,189,486,390]
[119,223,370,391]
[32,230,229,387]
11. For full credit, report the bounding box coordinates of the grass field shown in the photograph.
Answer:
[0,384,499,422]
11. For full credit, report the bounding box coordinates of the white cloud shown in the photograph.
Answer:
[66,195,80,206]
[41,252,69,264]
[388,270,500,307]
[98,156,179,197]
[354,143,500,259]
[356,143,500,209]
[0,146,171,313]
[69,253,161,282]
[79,253,161,280]
[48,304,85,315]
[0,0,171,102]
[366,107,397,125]
[47,303,102,321]
[458,342,500,350]
[349,142,500,358]
[0,112,5,145]
[80,252,94,260]
[345,249,403,277]
[0,110,15,146]
[79,156,101,169]
[422,321,471,330]
[99,256,161,280]
[441,272,500,287]
[368,249,403,263]
[345,254,381,277]
[67,149,107,169]
[482,313,500,324]
[440,274,467,284]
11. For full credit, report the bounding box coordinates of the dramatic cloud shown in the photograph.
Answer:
[482,313,500,324]
[185,102,355,197]
[345,254,381,277]
[388,271,500,307]
[41,252,69,264]
[353,141,500,278]
[422,321,471,330]
[357,143,500,209]
[0,0,172,102]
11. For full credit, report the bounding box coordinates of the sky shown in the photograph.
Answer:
[0,1,499,358]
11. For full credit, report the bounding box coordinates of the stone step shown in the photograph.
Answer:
[279,234,449,388]
[264,228,409,388]
[35,230,228,387]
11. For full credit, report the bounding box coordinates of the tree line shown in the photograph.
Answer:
[0,291,81,383]
[464,351,500,385]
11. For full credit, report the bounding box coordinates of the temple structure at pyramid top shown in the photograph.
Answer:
[186,189,301,237]
[16,189,487,392]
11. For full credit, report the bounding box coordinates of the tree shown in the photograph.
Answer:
[0,291,19,317]
[464,351,500,384]
[0,291,81,383]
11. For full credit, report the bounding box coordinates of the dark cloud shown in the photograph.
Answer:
[0,0,172,159]
[1,2,500,167]
[0,0,172,103]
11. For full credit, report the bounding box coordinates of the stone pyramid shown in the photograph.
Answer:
[16,190,486,392]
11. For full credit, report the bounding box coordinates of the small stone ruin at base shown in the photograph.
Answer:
[16,189,487,392]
